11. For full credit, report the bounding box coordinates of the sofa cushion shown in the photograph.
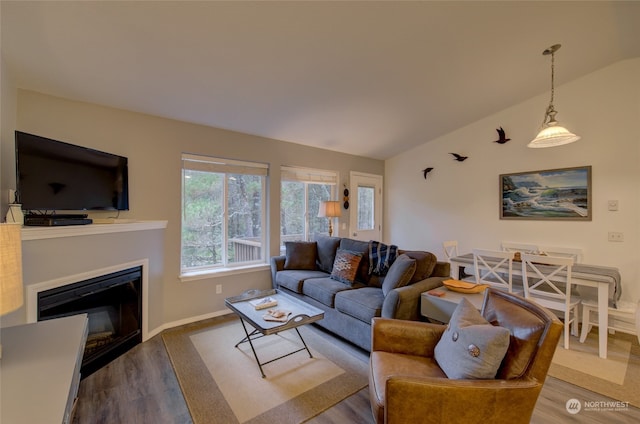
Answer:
[434,298,511,379]
[381,254,417,296]
[330,249,363,286]
[335,287,384,324]
[276,270,329,293]
[302,276,361,307]
[369,240,399,276]
[399,250,438,283]
[339,238,371,284]
[284,241,318,270]
[315,236,341,273]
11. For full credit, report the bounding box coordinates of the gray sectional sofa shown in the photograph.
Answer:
[270,236,450,351]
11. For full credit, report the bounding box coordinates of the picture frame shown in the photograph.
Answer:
[499,166,592,221]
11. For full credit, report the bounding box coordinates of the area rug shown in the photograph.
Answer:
[548,329,640,407]
[162,315,368,424]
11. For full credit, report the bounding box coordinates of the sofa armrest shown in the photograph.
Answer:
[270,255,286,288]
[382,275,447,320]
[371,317,444,356]
[385,375,541,424]
[431,261,450,278]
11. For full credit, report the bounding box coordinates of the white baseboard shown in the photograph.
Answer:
[146,309,231,340]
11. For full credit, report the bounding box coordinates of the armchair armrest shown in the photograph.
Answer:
[385,375,542,424]
[371,317,445,357]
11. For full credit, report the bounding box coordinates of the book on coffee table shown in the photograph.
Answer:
[249,297,278,310]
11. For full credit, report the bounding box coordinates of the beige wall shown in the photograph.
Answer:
[2,90,383,329]
[385,58,640,303]
[1,53,18,217]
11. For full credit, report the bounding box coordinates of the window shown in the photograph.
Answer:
[357,185,375,230]
[181,154,268,274]
[280,166,338,249]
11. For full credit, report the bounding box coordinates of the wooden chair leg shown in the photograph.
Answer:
[563,310,570,349]
[571,305,579,337]
[580,305,592,343]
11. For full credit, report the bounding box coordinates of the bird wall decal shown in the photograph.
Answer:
[422,167,434,179]
[494,127,511,144]
[449,153,468,162]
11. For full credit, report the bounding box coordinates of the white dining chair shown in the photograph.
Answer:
[580,299,639,344]
[442,240,459,261]
[521,254,580,350]
[472,249,518,292]
[443,240,474,281]
[537,245,584,263]
[501,241,539,254]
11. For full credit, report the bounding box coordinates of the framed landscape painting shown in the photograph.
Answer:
[500,166,592,221]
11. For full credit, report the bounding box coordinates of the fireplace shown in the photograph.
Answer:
[37,266,143,377]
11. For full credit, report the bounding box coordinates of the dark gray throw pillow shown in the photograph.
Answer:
[381,254,416,296]
[434,298,511,379]
[315,236,341,273]
[284,241,317,270]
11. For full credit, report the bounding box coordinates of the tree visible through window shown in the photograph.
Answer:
[181,154,267,273]
[280,166,338,249]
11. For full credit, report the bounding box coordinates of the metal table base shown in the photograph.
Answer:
[235,317,313,378]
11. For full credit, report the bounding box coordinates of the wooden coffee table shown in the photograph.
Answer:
[225,288,324,377]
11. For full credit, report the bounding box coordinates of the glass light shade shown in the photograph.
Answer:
[318,201,342,218]
[528,123,581,148]
[0,223,24,315]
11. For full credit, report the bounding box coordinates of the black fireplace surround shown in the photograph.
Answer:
[37,266,142,377]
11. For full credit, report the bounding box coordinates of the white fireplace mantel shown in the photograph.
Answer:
[21,220,168,241]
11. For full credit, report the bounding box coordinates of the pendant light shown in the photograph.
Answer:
[528,44,580,148]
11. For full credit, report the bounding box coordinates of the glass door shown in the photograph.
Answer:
[348,171,383,241]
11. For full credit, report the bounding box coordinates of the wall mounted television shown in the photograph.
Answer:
[15,131,129,212]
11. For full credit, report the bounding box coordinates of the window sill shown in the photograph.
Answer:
[179,263,270,282]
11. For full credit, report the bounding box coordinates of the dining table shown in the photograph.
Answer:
[449,253,622,359]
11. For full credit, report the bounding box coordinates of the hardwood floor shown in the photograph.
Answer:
[73,323,640,424]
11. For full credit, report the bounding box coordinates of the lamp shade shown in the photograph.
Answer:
[528,123,581,148]
[318,201,342,218]
[1,223,24,315]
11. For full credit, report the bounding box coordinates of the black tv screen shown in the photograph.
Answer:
[16,131,129,212]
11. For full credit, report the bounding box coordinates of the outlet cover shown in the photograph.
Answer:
[608,232,624,242]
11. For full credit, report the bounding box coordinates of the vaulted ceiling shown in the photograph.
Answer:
[3,1,640,159]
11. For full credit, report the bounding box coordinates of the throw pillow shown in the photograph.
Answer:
[381,254,416,296]
[434,298,511,379]
[330,249,363,286]
[339,238,371,284]
[284,241,317,270]
[399,250,437,283]
[369,240,399,276]
[315,236,341,273]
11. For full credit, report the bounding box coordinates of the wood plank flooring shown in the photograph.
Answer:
[73,322,640,424]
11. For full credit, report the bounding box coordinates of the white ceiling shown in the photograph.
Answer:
[2,1,640,160]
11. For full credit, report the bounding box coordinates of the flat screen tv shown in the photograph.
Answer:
[15,131,129,212]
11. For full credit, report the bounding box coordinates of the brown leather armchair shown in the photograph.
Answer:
[369,288,563,424]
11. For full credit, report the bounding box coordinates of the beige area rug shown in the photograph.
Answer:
[548,328,640,407]
[162,315,368,424]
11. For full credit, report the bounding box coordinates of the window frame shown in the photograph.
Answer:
[180,153,268,278]
[280,166,339,248]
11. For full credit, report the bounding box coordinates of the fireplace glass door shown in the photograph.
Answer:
[37,266,142,377]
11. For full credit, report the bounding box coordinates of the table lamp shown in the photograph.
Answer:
[318,201,341,237]
[1,223,24,359]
